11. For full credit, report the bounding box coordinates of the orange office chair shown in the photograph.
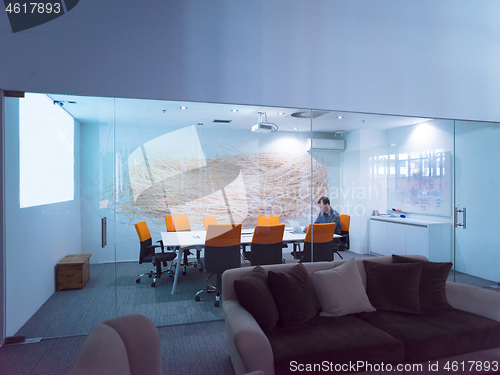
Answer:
[255,215,288,257]
[248,224,285,266]
[195,224,242,307]
[165,214,203,275]
[135,221,177,287]
[332,214,351,259]
[165,214,191,232]
[256,215,280,225]
[294,223,336,262]
[202,216,218,230]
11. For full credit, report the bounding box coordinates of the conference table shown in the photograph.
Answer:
[161,228,339,294]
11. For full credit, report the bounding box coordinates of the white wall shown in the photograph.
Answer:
[1,1,500,123]
[4,98,81,336]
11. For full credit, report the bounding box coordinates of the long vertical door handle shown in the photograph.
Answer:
[102,217,107,247]
[462,207,466,229]
[455,207,466,229]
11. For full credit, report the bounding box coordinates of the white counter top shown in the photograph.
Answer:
[370,216,449,226]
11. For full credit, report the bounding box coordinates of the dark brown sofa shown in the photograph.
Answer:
[223,255,500,375]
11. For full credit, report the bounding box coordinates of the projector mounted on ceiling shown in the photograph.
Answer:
[251,112,278,133]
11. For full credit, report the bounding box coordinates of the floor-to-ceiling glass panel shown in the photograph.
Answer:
[324,113,455,263]
[4,93,116,339]
[453,120,500,287]
[112,99,314,325]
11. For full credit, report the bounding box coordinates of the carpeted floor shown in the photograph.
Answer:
[0,320,234,375]
[15,261,225,338]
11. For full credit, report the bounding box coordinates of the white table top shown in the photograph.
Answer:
[160,229,311,248]
[161,229,339,294]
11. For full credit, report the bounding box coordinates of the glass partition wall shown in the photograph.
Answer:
[4,93,499,340]
[112,101,316,323]
[453,120,500,287]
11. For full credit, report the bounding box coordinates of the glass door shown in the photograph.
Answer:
[453,120,500,286]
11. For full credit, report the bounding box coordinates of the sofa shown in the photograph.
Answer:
[222,255,500,375]
[68,314,161,375]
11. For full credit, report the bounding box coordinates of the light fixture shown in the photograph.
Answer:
[231,109,238,112]
[337,116,343,119]
[251,112,278,133]
[180,106,187,110]
[278,112,285,115]
[293,127,298,130]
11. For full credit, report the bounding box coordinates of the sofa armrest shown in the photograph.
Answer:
[68,314,161,375]
[446,281,500,322]
[223,300,275,375]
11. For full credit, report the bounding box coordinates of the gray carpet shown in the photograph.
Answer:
[16,261,224,338]
[0,320,234,375]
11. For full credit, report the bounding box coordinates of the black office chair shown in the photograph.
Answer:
[135,221,177,287]
[195,224,242,307]
[248,224,285,266]
[294,223,336,262]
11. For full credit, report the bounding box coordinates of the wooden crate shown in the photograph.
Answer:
[56,254,92,291]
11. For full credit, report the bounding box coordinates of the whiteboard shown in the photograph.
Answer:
[387,151,452,217]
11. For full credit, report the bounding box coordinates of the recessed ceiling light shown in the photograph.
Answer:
[293,127,298,130]
[231,109,238,112]
[180,106,187,110]
[278,112,285,115]
[337,116,343,119]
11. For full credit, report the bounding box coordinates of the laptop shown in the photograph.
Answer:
[288,220,304,234]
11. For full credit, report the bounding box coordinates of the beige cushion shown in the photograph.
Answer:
[312,258,375,317]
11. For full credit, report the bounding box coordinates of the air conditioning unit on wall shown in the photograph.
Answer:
[306,138,346,151]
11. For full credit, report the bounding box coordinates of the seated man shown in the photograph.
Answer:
[314,196,341,235]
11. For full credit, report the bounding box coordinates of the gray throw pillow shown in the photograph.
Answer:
[313,258,376,317]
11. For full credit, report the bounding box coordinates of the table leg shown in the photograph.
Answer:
[171,248,181,294]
